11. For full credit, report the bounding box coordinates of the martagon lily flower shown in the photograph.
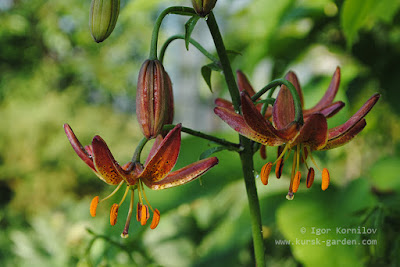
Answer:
[64,123,218,237]
[214,67,380,199]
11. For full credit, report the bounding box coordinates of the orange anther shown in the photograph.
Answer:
[306,167,315,188]
[110,203,119,226]
[321,168,330,191]
[292,171,301,193]
[260,162,272,185]
[90,196,99,217]
[140,205,150,226]
[150,209,160,229]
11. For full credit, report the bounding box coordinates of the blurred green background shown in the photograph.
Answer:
[1,0,400,266]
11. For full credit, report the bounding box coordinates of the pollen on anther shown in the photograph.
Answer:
[321,168,330,191]
[150,209,160,229]
[275,158,284,179]
[141,205,150,226]
[292,171,301,193]
[306,167,315,188]
[261,162,272,185]
[110,203,119,226]
[90,196,99,217]
[136,202,142,222]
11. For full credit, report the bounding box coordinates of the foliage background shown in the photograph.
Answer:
[0,0,399,266]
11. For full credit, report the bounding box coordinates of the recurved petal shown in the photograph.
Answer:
[215,98,234,110]
[285,71,304,108]
[237,70,257,97]
[328,93,380,139]
[215,106,283,145]
[291,113,328,150]
[145,135,163,166]
[307,67,341,113]
[64,123,95,171]
[321,119,366,150]
[146,157,218,190]
[304,101,345,118]
[92,136,129,185]
[241,92,286,145]
[139,124,182,183]
[272,82,295,130]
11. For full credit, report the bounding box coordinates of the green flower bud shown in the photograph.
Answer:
[191,0,217,17]
[89,0,120,43]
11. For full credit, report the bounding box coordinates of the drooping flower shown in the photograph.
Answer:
[64,123,218,236]
[214,68,380,199]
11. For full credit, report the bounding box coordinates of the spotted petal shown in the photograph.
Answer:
[305,67,340,114]
[291,113,328,150]
[92,136,132,185]
[146,157,219,190]
[64,123,95,172]
[139,124,182,183]
[321,119,366,150]
[328,93,380,139]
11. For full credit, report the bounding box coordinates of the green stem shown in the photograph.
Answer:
[149,6,197,60]
[252,78,304,125]
[159,34,219,64]
[131,137,149,163]
[163,124,241,151]
[206,12,265,266]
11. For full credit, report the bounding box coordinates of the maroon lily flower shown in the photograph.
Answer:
[64,123,218,236]
[214,68,380,199]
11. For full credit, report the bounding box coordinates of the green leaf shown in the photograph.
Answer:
[199,146,228,160]
[341,0,400,47]
[184,15,200,50]
[201,63,221,92]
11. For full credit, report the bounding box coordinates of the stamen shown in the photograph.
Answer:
[118,186,130,206]
[308,147,322,173]
[121,190,135,238]
[140,181,154,212]
[274,144,289,165]
[150,209,160,229]
[296,145,300,173]
[301,144,309,169]
[141,204,150,226]
[90,196,99,217]
[99,180,125,203]
[286,148,298,200]
[110,203,119,226]
[275,158,284,179]
[260,162,272,185]
[321,168,330,191]
[306,167,315,188]
[260,145,267,160]
[136,202,142,222]
[292,171,301,193]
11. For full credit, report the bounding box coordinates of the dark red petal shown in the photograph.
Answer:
[307,67,340,113]
[146,157,218,190]
[291,113,328,150]
[237,70,257,97]
[214,106,285,146]
[328,93,380,139]
[241,92,286,143]
[139,124,181,183]
[272,82,295,130]
[64,124,95,171]
[285,71,304,108]
[321,119,366,150]
[304,101,345,118]
[145,135,163,166]
[92,136,131,185]
[215,98,234,110]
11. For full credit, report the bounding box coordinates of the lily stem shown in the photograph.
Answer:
[252,78,304,125]
[206,12,266,266]
[132,137,149,163]
[149,6,196,60]
[159,34,219,64]
[163,124,241,151]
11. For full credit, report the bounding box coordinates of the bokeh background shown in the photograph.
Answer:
[1,0,399,266]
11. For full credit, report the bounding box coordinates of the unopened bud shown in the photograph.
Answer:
[136,60,173,139]
[191,0,217,17]
[89,0,120,43]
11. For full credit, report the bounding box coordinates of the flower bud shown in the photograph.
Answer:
[191,0,217,17]
[136,60,173,139]
[89,0,120,43]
